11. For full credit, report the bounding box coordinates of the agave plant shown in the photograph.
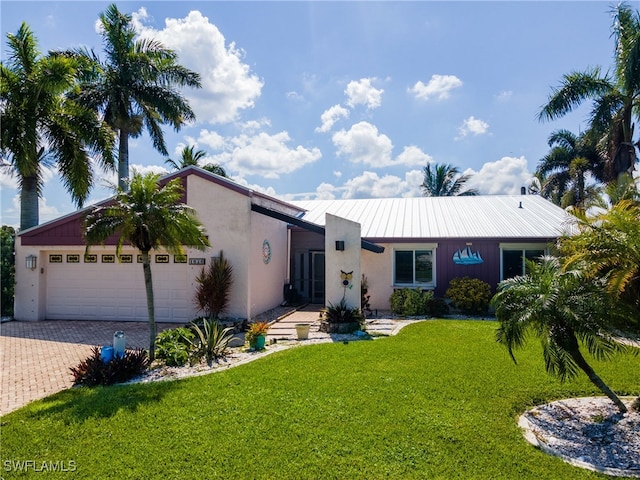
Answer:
[189,318,235,366]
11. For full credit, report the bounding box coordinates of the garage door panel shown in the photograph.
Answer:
[45,254,195,322]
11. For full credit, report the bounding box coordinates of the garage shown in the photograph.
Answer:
[44,251,197,322]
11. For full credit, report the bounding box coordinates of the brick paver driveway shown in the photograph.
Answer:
[0,320,179,416]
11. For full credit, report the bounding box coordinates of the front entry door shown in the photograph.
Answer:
[311,252,325,304]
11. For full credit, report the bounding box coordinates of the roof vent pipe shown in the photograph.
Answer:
[520,186,526,195]
[518,201,523,209]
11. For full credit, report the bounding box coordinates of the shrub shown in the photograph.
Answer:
[70,346,150,386]
[390,288,433,316]
[427,297,450,317]
[389,289,408,314]
[403,288,432,316]
[445,276,492,314]
[194,250,233,319]
[155,327,195,367]
[190,318,235,365]
[361,274,372,317]
[1,225,15,317]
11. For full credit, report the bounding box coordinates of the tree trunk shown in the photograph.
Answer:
[141,251,156,361]
[118,129,129,191]
[20,175,39,230]
[569,346,627,413]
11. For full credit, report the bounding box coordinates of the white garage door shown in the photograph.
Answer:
[45,252,197,322]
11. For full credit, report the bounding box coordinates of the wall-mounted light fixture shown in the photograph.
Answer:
[26,255,37,270]
[335,240,345,251]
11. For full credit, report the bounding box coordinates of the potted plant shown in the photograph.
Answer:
[320,299,365,334]
[245,321,269,350]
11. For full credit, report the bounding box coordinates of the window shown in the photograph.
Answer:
[500,244,547,280]
[393,247,435,286]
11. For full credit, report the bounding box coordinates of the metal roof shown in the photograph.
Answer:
[293,195,573,239]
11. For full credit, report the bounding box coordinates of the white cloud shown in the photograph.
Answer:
[2,195,63,228]
[340,170,424,199]
[332,122,393,167]
[395,146,433,167]
[464,156,534,195]
[345,78,384,109]
[132,9,263,124]
[409,74,462,101]
[333,171,342,178]
[230,176,277,198]
[0,170,18,190]
[457,116,490,139]
[316,104,350,133]
[207,131,322,179]
[332,122,429,168]
[197,130,225,150]
[495,90,513,102]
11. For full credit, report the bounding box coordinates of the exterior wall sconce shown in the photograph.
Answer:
[335,240,345,251]
[26,255,37,270]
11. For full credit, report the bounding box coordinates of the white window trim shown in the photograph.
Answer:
[499,243,549,281]
[392,244,438,289]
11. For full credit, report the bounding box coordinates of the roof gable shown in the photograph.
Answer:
[19,167,304,246]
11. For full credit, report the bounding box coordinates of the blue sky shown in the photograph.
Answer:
[0,1,627,228]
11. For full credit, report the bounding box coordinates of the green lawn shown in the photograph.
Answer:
[2,320,638,479]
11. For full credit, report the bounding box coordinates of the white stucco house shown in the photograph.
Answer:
[14,167,572,322]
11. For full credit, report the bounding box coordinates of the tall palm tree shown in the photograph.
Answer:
[492,256,630,413]
[536,129,604,208]
[421,163,478,197]
[164,145,227,177]
[83,171,210,360]
[538,3,640,183]
[1,23,114,230]
[62,4,201,190]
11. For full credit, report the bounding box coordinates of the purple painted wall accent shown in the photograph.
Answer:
[434,240,501,297]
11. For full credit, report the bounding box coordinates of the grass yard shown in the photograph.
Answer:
[1,320,638,479]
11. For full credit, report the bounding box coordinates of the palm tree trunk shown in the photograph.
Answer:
[20,175,39,230]
[141,251,156,361]
[569,347,627,413]
[118,129,129,191]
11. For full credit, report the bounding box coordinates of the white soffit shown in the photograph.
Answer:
[293,195,573,239]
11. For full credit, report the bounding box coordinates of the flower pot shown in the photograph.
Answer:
[295,323,310,340]
[253,334,266,350]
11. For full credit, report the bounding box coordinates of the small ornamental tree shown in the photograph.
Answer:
[194,250,233,319]
[492,256,630,413]
[84,172,210,360]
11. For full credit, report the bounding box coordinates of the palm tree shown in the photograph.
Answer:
[536,129,604,208]
[165,145,207,170]
[492,256,630,413]
[201,163,227,177]
[83,171,210,360]
[62,4,201,190]
[421,163,478,197]
[165,145,227,177]
[538,3,640,183]
[1,23,114,230]
[560,200,640,323]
